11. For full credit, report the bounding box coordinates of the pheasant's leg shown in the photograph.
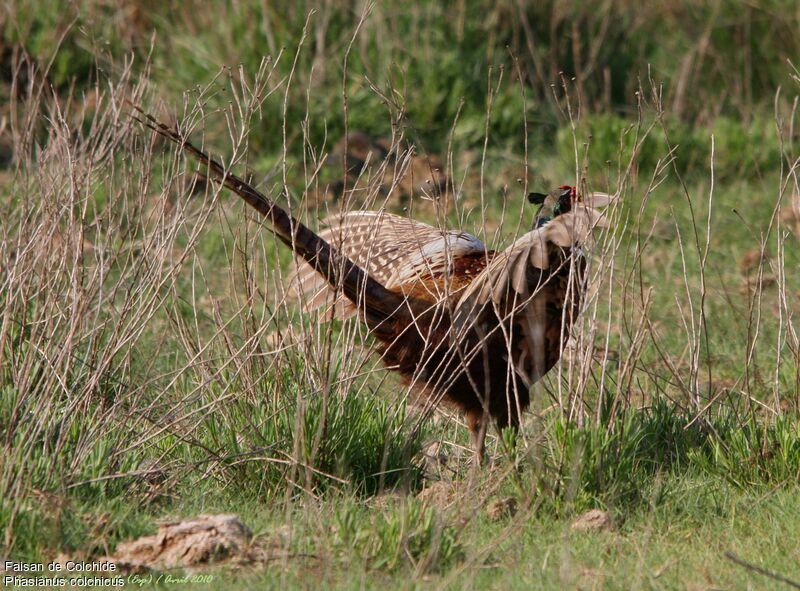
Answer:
[465,408,488,465]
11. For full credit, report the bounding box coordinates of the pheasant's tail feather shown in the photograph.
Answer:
[133,107,413,329]
[131,106,287,231]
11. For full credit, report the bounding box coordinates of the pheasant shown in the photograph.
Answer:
[139,112,614,463]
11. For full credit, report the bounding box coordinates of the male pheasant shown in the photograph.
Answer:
[140,113,613,463]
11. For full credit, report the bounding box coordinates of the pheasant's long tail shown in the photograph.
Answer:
[134,109,410,330]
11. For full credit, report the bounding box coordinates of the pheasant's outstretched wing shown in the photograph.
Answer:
[291,211,486,318]
[456,199,609,306]
[451,194,614,386]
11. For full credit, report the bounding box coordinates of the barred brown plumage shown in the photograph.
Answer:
[137,110,615,464]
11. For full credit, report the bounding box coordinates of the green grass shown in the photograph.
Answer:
[183,483,800,590]
[2,1,800,589]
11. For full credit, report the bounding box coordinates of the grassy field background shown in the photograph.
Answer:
[2,1,800,588]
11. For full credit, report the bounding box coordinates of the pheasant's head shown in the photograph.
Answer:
[528,185,576,228]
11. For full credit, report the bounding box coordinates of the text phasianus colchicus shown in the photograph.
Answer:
[140,113,615,463]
